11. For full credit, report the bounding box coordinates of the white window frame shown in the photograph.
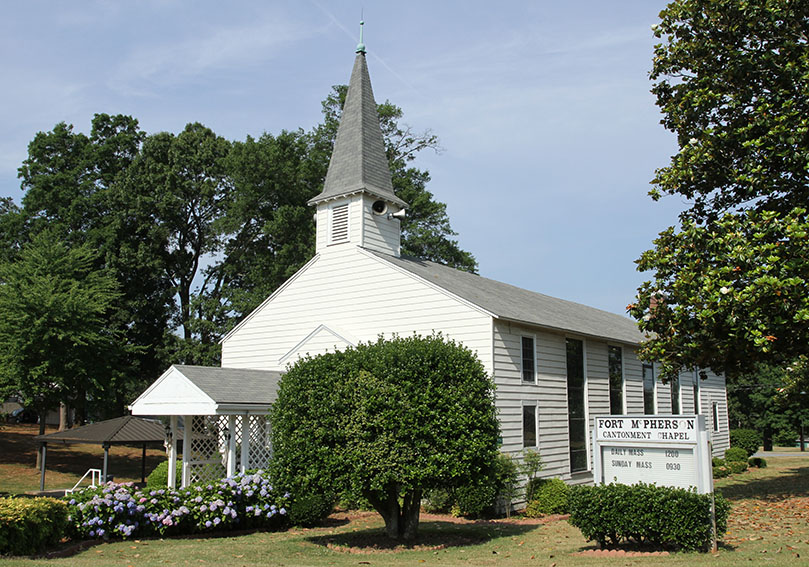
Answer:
[522,402,538,448]
[521,335,537,384]
[565,336,590,473]
[670,372,682,415]
[607,344,625,415]
[642,362,657,415]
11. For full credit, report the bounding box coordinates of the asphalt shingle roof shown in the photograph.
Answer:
[174,365,282,406]
[35,415,165,445]
[308,52,407,208]
[369,251,645,345]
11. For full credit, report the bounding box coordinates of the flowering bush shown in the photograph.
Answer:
[65,471,289,540]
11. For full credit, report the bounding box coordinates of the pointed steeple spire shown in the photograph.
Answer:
[308,39,407,208]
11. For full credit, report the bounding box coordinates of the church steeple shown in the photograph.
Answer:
[310,31,407,257]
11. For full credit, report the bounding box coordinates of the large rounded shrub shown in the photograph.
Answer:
[270,334,500,540]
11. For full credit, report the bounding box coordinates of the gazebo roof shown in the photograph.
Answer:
[129,365,282,416]
[35,415,165,445]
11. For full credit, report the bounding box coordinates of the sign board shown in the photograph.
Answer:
[592,415,713,494]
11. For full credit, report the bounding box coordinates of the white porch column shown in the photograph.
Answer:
[167,415,178,489]
[226,415,237,477]
[182,415,191,488]
[240,413,250,474]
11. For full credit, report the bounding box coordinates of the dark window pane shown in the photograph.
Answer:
[643,363,655,414]
[670,375,680,414]
[608,345,623,414]
[523,405,537,447]
[566,338,587,472]
[693,371,700,414]
[570,450,588,473]
[522,337,535,382]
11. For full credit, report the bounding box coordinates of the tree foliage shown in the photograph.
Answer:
[632,0,809,386]
[0,232,122,432]
[270,335,499,540]
[727,363,809,448]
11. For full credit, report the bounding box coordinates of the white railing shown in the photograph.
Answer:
[65,468,102,495]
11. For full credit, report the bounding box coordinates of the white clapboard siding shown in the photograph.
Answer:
[361,194,401,256]
[586,340,610,471]
[623,349,645,414]
[700,368,730,455]
[222,245,493,372]
[493,322,570,478]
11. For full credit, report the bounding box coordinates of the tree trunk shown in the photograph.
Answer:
[763,425,773,452]
[58,403,68,431]
[365,486,422,541]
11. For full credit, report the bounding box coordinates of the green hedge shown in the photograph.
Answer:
[567,483,729,552]
[729,429,762,456]
[724,447,748,463]
[145,459,182,489]
[523,478,570,517]
[0,497,69,556]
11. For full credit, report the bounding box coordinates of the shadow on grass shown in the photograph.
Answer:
[0,424,165,486]
[717,464,809,500]
[306,518,540,551]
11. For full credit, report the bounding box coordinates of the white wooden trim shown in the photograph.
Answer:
[278,324,357,366]
[520,334,537,385]
[226,415,237,477]
[167,415,177,489]
[582,339,591,471]
[181,416,190,488]
[520,401,539,449]
[240,413,249,475]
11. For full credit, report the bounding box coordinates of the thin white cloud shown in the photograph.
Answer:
[109,16,315,96]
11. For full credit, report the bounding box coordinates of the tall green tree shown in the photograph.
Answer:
[117,123,232,365]
[631,0,809,388]
[271,335,499,540]
[0,232,122,433]
[13,114,173,418]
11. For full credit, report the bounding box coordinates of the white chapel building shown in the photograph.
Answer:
[131,42,730,488]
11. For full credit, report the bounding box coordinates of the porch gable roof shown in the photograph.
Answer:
[130,365,282,416]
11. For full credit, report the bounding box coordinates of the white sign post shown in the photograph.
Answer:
[592,415,713,494]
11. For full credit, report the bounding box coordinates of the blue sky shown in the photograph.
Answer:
[0,0,684,317]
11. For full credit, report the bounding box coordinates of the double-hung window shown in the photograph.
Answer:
[523,405,537,447]
[521,336,535,383]
[608,346,623,414]
[643,363,655,414]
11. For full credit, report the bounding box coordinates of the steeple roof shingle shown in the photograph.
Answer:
[308,51,407,208]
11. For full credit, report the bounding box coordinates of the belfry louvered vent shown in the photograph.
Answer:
[330,203,349,244]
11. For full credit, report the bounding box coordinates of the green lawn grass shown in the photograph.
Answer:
[2,425,807,566]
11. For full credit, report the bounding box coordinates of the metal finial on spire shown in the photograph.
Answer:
[356,19,366,53]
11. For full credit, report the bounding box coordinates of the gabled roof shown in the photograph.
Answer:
[35,416,165,445]
[366,250,645,345]
[308,51,407,208]
[130,365,282,416]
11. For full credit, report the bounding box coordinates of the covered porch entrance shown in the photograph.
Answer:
[130,365,282,488]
